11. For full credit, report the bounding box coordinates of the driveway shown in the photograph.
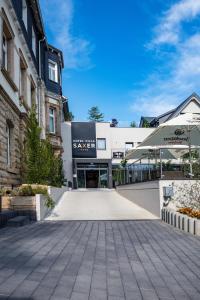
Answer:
[46,190,158,221]
[0,220,199,299]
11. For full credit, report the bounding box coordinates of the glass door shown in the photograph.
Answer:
[99,169,108,188]
[77,170,86,188]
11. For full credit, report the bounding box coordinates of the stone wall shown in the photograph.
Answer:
[0,92,25,187]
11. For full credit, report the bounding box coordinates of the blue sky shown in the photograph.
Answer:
[40,0,200,126]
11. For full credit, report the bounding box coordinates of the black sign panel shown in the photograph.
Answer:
[71,122,97,158]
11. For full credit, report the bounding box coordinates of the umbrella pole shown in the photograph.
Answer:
[148,156,151,180]
[160,149,163,179]
[188,128,193,177]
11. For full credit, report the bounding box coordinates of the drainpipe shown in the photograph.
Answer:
[38,37,46,127]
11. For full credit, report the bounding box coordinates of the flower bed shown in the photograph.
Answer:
[178,207,200,219]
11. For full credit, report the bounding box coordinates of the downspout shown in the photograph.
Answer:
[38,36,46,128]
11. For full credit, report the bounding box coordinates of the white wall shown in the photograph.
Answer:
[159,180,200,211]
[61,122,73,184]
[96,123,112,159]
[96,123,154,163]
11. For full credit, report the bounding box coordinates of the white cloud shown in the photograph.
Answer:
[131,0,200,119]
[41,0,93,69]
[152,0,200,46]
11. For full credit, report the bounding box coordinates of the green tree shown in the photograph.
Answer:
[23,106,64,186]
[130,121,137,128]
[142,119,150,128]
[88,106,104,122]
[64,111,74,121]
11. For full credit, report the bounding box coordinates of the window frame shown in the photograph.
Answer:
[2,32,8,70]
[125,142,134,151]
[97,138,106,150]
[22,0,27,29]
[32,26,36,56]
[49,107,56,134]
[48,60,58,83]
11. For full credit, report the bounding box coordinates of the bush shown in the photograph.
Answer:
[178,207,193,215]
[11,185,48,197]
[178,207,200,219]
[45,195,55,209]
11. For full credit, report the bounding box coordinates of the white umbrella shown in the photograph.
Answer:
[138,113,200,176]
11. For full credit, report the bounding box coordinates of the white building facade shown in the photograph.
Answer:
[62,122,154,189]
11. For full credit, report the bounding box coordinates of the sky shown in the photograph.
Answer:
[40,0,200,126]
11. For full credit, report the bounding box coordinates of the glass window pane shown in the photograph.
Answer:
[100,170,108,188]
[97,138,106,150]
[77,170,85,188]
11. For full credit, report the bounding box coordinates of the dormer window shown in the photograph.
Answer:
[22,0,27,29]
[32,26,36,55]
[48,60,58,82]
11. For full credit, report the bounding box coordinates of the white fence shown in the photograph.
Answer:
[162,208,200,236]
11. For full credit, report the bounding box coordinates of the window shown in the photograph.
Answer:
[48,60,58,82]
[22,0,27,29]
[2,33,8,70]
[32,27,36,55]
[125,142,133,151]
[1,9,18,91]
[49,108,56,133]
[97,138,106,150]
[113,152,124,159]
[6,123,11,167]
[31,78,36,107]
[19,52,27,104]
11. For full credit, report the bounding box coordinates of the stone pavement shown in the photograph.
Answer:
[0,220,199,299]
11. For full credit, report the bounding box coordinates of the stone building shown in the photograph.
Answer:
[0,0,68,187]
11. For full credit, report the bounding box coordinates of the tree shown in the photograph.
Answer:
[88,106,104,122]
[110,118,118,127]
[64,111,74,121]
[23,106,64,186]
[142,119,150,128]
[130,121,136,128]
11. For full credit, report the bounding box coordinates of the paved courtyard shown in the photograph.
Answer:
[0,221,199,300]
[46,190,157,220]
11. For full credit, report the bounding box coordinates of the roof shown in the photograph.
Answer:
[30,0,46,37]
[149,92,200,127]
[139,116,155,127]
[48,44,64,68]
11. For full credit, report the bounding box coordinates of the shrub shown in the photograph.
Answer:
[45,195,55,209]
[178,207,200,219]
[178,207,193,215]
[18,185,34,196]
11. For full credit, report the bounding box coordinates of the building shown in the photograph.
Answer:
[62,93,200,189]
[0,0,67,187]
[139,93,200,127]
[62,122,154,189]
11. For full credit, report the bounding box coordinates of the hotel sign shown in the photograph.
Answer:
[71,122,97,158]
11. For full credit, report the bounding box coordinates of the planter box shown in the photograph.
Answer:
[162,208,200,236]
[10,196,35,211]
[1,196,11,210]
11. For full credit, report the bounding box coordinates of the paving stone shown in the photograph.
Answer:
[0,220,199,300]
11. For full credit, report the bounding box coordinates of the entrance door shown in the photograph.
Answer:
[86,170,99,188]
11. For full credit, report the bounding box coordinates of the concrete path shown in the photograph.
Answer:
[46,189,158,221]
[0,220,199,299]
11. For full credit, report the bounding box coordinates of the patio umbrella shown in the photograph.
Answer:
[138,113,200,176]
[126,145,190,179]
